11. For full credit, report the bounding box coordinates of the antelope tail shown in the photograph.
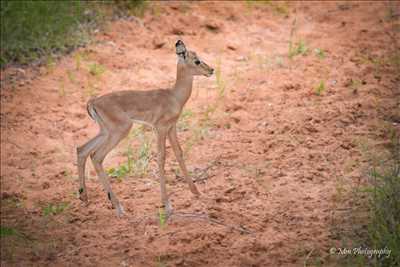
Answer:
[86,98,99,122]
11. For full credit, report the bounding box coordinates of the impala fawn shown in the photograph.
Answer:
[77,40,214,217]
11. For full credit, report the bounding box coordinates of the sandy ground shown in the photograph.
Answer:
[1,1,399,266]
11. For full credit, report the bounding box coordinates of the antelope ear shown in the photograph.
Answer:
[175,40,187,58]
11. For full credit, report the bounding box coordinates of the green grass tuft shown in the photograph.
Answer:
[289,40,308,59]
[0,0,148,68]
[0,226,18,238]
[42,202,69,216]
[0,1,94,67]
[158,208,167,228]
[314,80,326,96]
[314,48,326,59]
[88,62,106,76]
[365,131,400,267]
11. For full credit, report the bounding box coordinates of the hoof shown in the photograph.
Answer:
[115,203,125,218]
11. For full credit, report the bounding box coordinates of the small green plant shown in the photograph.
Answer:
[342,127,400,267]
[314,80,325,96]
[314,48,326,59]
[107,127,150,181]
[158,207,167,228]
[365,157,400,266]
[134,131,151,176]
[0,226,19,238]
[42,202,69,216]
[88,62,106,76]
[108,126,152,178]
[289,40,308,58]
[107,165,130,181]
[126,145,134,174]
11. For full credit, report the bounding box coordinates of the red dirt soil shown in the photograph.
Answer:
[1,1,399,266]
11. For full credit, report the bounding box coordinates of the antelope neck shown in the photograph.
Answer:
[172,64,194,107]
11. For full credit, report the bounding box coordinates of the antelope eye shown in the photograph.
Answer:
[194,59,201,65]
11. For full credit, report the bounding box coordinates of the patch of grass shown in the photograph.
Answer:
[108,126,152,179]
[0,1,94,67]
[107,140,135,181]
[88,62,106,76]
[341,127,400,267]
[364,134,400,267]
[42,202,69,216]
[133,130,152,176]
[0,225,32,262]
[107,165,130,181]
[289,40,309,59]
[314,80,326,96]
[0,0,148,68]
[314,48,326,59]
[158,207,167,228]
[0,226,19,238]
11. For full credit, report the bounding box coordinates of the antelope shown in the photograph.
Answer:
[77,40,214,217]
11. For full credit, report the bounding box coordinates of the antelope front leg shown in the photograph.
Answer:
[156,127,173,217]
[168,125,200,195]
